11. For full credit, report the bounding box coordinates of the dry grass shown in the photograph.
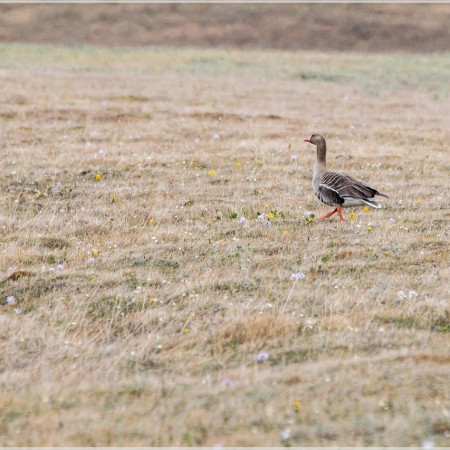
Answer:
[0,44,449,446]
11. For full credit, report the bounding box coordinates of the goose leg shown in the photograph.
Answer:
[318,208,338,220]
[318,207,345,221]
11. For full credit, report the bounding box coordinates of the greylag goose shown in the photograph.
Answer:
[304,134,387,221]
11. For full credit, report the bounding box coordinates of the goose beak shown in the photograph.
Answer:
[304,139,311,143]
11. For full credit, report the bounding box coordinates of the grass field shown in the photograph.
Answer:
[0,43,449,446]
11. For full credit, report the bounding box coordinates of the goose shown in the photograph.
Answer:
[304,134,388,221]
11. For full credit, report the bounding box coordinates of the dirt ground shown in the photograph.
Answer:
[0,3,449,52]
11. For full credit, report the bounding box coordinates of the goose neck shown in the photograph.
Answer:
[316,142,327,165]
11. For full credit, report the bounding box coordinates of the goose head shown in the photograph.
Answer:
[304,134,326,147]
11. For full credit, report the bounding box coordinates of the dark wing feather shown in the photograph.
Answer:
[320,171,387,200]
[317,183,345,206]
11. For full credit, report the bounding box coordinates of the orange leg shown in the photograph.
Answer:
[318,208,337,220]
[318,206,345,222]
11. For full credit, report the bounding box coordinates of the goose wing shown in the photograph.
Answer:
[320,171,387,200]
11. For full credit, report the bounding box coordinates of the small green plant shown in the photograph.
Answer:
[321,252,333,263]
[45,254,56,264]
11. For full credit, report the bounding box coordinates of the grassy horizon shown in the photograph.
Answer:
[1,42,449,95]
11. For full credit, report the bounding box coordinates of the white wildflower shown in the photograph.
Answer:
[290,272,306,281]
[281,429,291,441]
[256,351,269,363]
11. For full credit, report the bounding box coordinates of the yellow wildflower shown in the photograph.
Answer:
[279,167,285,171]
[150,297,157,303]
[264,204,270,209]
[259,188,265,194]
[92,249,99,257]
[384,251,390,256]
[367,226,372,232]
[364,206,369,213]
[208,170,216,176]
[417,198,422,204]
[95,173,101,181]
[269,213,275,219]
[149,219,155,225]
[283,230,289,236]
[183,327,190,333]
[293,400,302,411]
[236,162,241,167]
[257,160,264,165]
[349,212,355,221]
[110,193,116,201]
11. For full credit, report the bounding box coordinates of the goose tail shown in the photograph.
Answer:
[363,198,382,209]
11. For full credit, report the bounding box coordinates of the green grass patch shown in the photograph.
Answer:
[0,43,448,94]
[87,295,149,320]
